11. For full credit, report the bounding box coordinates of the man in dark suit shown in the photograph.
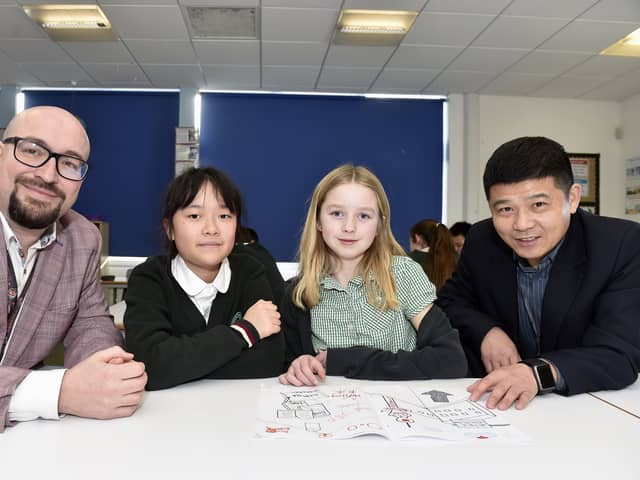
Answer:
[437,136,640,410]
[0,106,147,431]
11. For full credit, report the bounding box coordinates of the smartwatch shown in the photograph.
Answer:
[519,358,556,394]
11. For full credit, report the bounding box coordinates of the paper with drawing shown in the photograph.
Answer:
[255,383,527,443]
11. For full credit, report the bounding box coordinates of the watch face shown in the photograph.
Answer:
[536,364,555,390]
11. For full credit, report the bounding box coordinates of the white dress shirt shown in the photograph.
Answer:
[170,255,231,322]
[1,212,65,422]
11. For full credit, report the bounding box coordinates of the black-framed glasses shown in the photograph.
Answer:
[2,136,90,181]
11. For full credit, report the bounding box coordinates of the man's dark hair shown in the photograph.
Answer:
[449,221,471,237]
[162,167,243,257]
[483,136,574,200]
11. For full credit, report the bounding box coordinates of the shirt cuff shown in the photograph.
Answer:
[8,369,67,422]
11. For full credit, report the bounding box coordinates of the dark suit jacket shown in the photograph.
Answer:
[436,209,640,395]
[0,210,123,431]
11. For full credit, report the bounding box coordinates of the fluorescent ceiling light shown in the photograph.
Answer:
[22,4,116,41]
[334,9,417,46]
[600,27,640,57]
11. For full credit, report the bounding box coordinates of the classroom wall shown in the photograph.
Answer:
[621,92,640,222]
[447,93,625,224]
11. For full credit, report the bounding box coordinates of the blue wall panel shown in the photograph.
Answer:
[25,91,179,256]
[200,93,443,261]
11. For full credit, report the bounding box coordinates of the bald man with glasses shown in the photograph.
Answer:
[0,106,147,432]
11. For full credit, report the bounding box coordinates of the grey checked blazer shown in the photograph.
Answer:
[0,209,123,431]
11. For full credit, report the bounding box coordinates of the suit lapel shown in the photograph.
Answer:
[540,215,587,352]
[3,221,68,364]
[0,232,8,347]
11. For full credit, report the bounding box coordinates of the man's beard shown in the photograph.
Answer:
[9,178,66,229]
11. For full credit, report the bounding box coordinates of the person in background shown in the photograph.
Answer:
[279,165,466,386]
[234,225,285,305]
[0,106,146,432]
[437,136,640,410]
[449,221,471,256]
[124,167,284,390]
[408,219,457,293]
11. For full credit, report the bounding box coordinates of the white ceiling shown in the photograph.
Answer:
[1,0,640,100]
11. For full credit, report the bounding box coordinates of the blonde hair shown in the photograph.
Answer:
[293,164,405,310]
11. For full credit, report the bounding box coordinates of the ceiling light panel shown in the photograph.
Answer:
[22,4,116,41]
[601,27,640,57]
[334,9,417,46]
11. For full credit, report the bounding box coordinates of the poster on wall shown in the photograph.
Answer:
[175,126,199,177]
[568,153,599,214]
[625,156,640,217]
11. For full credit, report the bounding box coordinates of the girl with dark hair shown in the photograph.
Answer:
[124,167,284,390]
[409,219,457,293]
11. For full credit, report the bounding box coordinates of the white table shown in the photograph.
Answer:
[1,377,639,480]
[590,375,640,419]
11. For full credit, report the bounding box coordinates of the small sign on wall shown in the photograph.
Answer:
[175,127,199,176]
[625,156,640,217]
[568,153,599,214]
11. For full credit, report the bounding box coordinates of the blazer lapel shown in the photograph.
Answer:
[0,232,8,348]
[540,215,587,352]
[3,221,68,364]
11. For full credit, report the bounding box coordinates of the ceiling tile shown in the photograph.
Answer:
[262,7,338,42]
[262,41,327,66]
[141,64,205,88]
[540,19,639,53]
[194,40,259,65]
[0,6,47,39]
[324,45,394,68]
[99,0,177,4]
[319,87,369,93]
[0,39,72,63]
[82,63,148,84]
[508,50,592,75]
[530,74,610,97]
[448,47,528,73]
[344,0,425,10]
[579,68,640,100]
[60,41,134,64]
[373,68,440,90]
[403,12,495,46]
[479,72,555,95]
[203,65,260,89]
[426,70,495,93]
[473,16,569,49]
[262,0,338,7]
[504,0,598,18]
[179,0,259,6]
[262,65,320,89]
[101,5,189,40]
[20,62,94,83]
[317,66,379,89]
[387,45,463,69]
[425,0,512,15]
[568,55,640,76]
[0,61,42,85]
[125,40,197,65]
[581,0,640,22]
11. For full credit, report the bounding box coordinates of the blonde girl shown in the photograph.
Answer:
[279,165,466,386]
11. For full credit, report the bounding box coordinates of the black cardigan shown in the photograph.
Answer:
[124,253,285,390]
[280,279,468,380]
